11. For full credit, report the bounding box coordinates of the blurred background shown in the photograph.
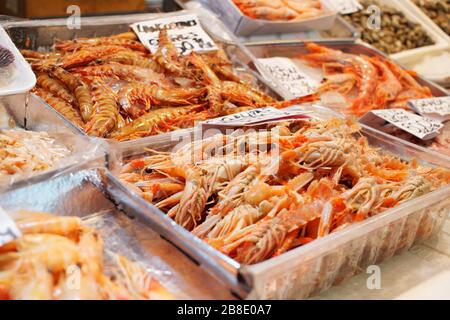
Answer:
[0,0,173,19]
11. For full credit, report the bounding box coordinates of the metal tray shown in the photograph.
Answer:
[175,0,360,42]
[0,92,107,192]
[0,166,234,299]
[2,10,280,148]
[110,116,450,299]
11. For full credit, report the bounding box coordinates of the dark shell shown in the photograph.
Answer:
[0,45,14,68]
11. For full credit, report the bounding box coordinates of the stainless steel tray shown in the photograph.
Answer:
[244,40,450,156]
[2,10,281,148]
[0,92,107,192]
[245,39,449,98]
[0,166,233,299]
[111,119,450,299]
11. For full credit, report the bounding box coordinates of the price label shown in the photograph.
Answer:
[360,109,443,140]
[203,107,311,127]
[408,96,450,122]
[332,0,363,14]
[131,14,217,55]
[0,207,21,246]
[257,57,320,100]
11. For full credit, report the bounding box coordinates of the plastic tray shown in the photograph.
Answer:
[0,92,107,192]
[2,10,280,148]
[0,167,233,299]
[398,0,450,87]
[349,0,449,62]
[110,114,450,299]
[204,0,338,37]
[176,0,359,43]
[0,26,36,96]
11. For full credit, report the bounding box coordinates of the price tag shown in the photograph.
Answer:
[360,109,443,140]
[131,14,217,55]
[332,0,363,14]
[408,96,450,122]
[203,107,311,127]
[257,57,320,100]
[0,207,21,246]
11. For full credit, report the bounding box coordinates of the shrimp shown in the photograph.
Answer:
[242,6,299,20]
[85,80,120,137]
[72,62,171,87]
[36,73,76,105]
[154,29,186,76]
[48,66,94,122]
[369,57,403,108]
[109,105,204,141]
[32,88,84,128]
[54,37,148,53]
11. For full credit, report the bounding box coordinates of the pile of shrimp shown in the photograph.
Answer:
[0,129,70,182]
[119,118,450,265]
[232,0,324,21]
[294,43,434,116]
[22,30,291,141]
[0,211,173,300]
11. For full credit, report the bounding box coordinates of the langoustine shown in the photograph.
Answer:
[119,118,450,264]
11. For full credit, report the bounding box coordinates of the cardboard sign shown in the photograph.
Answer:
[409,96,450,122]
[333,0,363,14]
[257,57,320,99]
[360,109,443,140]
[131,14,217,55]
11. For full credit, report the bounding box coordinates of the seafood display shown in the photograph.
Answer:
[23,30,287,141]
[231,0,324,21]
[342,1,434,54]
[0,129,71,183]
[119,118,450,265]
[413,0,450,36]
[0,210,172,300]
[294,42,433,115]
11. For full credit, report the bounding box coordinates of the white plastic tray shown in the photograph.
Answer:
[370,0,449,62]
[0,26,36,96]
[209,0,338,37]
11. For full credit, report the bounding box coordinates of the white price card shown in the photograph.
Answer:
[203,107,311,127]
[257,57,320,100]
[360,109,443,140]
[131,14,217,55]
[408,96,450,122]
[332,0,363,14]
[0,207,21,247]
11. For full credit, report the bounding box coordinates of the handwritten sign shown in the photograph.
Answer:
[257,57,320,100]
[131,14,217,55]
[203,107,311,127]
[0,207,21,246]
[360,109,443,140]
[409,96,450,122]
[332,0,363,14]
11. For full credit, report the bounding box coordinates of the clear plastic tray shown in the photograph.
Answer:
[0,167,233,299]
[2,10,280,147]
[205,0,338,37]
[109,113,450,299]
[0,92,107,191]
